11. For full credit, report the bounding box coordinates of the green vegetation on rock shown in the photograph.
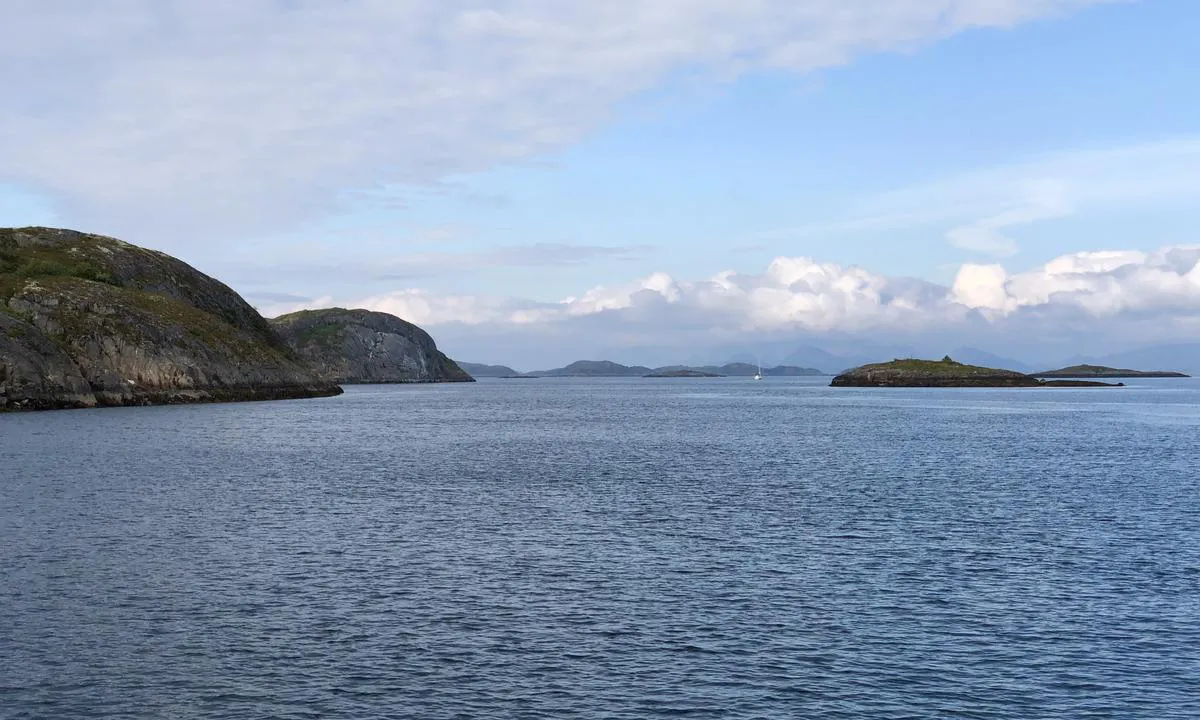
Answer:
[831,357,1123,388]
[1,227,342,411]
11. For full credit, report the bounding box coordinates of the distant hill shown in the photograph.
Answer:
[516,359,827,377]
[714,362,825,377]
[1087,344,1200,376]
[529,360,652,377]
[947,347,1037,375]
[1034,364,1189,379]
[458,361,525,378]
[777,344,920,374]
[779,346,853,374]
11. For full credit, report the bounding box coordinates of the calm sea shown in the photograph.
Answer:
[2,377,1198,719]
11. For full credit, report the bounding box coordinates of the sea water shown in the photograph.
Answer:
[2,378,1198,718]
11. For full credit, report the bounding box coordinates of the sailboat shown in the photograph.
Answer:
[754,359,763,381]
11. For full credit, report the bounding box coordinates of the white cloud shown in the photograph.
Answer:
[334,246,1200,353]
[352,256,958,331]
[0,0,1117,239]
[952,264,1015,312]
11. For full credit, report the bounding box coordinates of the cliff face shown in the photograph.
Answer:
[270,308,473,384]
[1,227,342,411]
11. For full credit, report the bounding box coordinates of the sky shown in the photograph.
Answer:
[2,0,1200,369]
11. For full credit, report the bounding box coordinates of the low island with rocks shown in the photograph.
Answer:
[1033,364,1189,379]
[831,357,1124,388]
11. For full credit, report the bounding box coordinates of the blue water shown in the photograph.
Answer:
[2,377,1199,719]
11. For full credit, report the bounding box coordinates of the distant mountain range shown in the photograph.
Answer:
[457,359,827,378]
[459,342,1200,378]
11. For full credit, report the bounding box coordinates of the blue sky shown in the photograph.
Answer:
[2,0,1199,367]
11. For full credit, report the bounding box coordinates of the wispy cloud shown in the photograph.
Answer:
[369,242,651,280]
[756,137,1200,257]
[0,0,1118,241]
[214,242,650,288]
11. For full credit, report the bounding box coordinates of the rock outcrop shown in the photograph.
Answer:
[1,227,342,411]
[831,356,1123,388]
[270,308,473,384]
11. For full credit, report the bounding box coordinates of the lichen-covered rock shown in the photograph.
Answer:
[0,312,97,410]
[271,308,473,384]
[1,227,342,411]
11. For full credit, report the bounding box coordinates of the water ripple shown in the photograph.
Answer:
[2,378,1199,718]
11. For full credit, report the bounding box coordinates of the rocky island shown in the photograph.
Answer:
[1,227,342,411]
[831,357,1124,388]
[271,308,472,384]
[1034,364,1189,379]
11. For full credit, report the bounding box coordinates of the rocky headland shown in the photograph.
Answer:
[831,357,1124,388]
[1,227,342,411]
[270,308,473,384]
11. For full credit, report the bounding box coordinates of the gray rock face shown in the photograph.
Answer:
[0,313,96,410]
[1,227,342,411]
[270,308,473,384]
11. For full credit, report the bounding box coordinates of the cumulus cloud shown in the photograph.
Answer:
[334,246,1200,358]
[0,0,1117,239]
[352,256,957,330]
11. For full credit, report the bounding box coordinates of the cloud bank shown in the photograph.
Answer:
[252,244,1199,365]
[1,0,1116,238]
